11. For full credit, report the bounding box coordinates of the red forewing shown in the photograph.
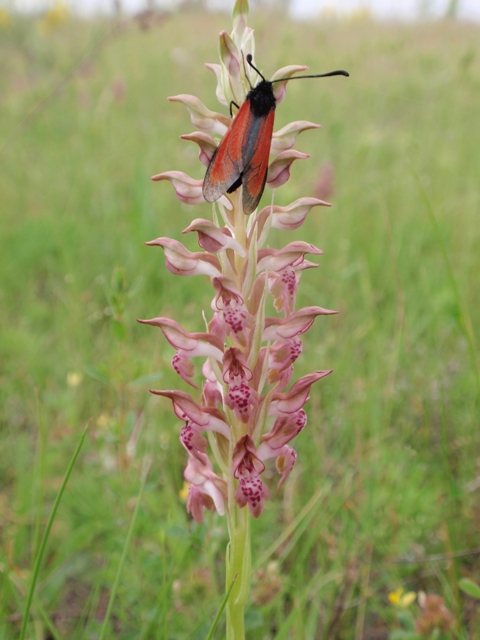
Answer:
[240,108,275,215]
[202,100,250,206]
[202,97,276,215]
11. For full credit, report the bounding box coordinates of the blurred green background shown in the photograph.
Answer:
[0,5,479,639]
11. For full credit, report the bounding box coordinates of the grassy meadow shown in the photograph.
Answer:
[0,7,479,639]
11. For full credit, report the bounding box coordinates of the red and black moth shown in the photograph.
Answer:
[202,54,349,215]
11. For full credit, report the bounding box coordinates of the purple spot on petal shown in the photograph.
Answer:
[223,306,248,335]
[180,423,194,450]
[226,380,252,420]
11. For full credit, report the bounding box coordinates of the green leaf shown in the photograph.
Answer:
[390,630,424,640]
[205,574,237,640]
[127,372,164,387]
[111,319,127,341]
[458,577,480,600]
[84,365,112,385]
[164,524,190,540]
[397,610,416,630]
[98,458,151,640]
[20,424,89,640]
[245,608,263,630]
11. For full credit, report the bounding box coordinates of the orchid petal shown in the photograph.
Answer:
[257,241,323,273]
[263,306,338,341]
[225,380,257,424]
[150,389,231,438]
[145,237,222,277]
[260,409,307,450]
[262,197,331,232]
[267,261,321,315]
[212,277,254,343]
[215,31,249,107]
[180,132,217,167]
[208,311,226,341]
[270,65,308,104]
[137,316,224,361]
[184,452,226,522]
[168,94,230,135]
[232,0,249,47]
[204,63,228,106]
[275,446,297,487]
[269,370,333,415]
[180,423,208,456]
[266,337,303,383]
[271,121,321,156]
[223,349,256,423]
[183,218,246,256]
[237,27,255,73]
[186,484,211,524]
[202,378,223,408]
[232,434,265,476]
[268,266,297,314]
[151,389,206,423]
[172,352,198,389]
[212,276,244,309]
[233,435,269,518]
[266,150,309,189]
[219,29,241,78]
[151,171,232,210]
[235,475,269,518]
[223,347,253,383]
[151,171,205,205]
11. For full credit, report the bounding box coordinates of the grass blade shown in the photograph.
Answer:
[205,574,238,640]
[412,168,480,397]
[98,456,152,640]
[20,423,90,640]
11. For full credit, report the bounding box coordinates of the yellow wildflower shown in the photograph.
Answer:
[179,481,190,502]
[389,587,416,608]
[0,9,11,29]
[96,413,111,429]
[66,371,83,388]
[37,2,69,36]
[348,7,373,22]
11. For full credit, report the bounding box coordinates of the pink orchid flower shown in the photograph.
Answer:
[142,0,342,538]
[184,451,227,523]
[233,435,269,518]
[145,237,222,277]
[141,1,347,634]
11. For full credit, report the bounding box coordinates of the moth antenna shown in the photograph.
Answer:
[238,50,253,90]
[246,53,266,82]
[271,69,349,84]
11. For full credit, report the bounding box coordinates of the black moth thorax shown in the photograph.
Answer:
[247,80,277,118]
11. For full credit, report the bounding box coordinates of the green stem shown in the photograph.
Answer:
[233,192,247,279]
[225,503,251,640]
[225,187,251,639]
